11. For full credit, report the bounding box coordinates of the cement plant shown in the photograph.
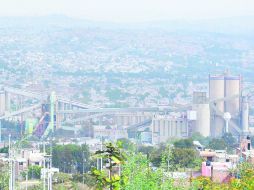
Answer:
[1,2,254,189]
[0,71,252,143]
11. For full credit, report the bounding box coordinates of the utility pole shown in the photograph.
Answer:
[100,137,103,171]
[50,159,52,190]
[43,142,46,190]
[45,149,52,190]
[13,148,15,190]
[47,160,50,190]
[25,172,28,190]
[48,145,52,190]
[9,134,13,190]
[46,91,55,190]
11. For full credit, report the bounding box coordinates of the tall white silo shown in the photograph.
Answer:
[209,75,225,112]
[209,75,225,136]
[225,75,241,116]
[192,104,210,137]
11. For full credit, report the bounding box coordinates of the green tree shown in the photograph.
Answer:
[191,176,213,190]
[28,184,43,190]
[149,143,166,167]
[53,172,71,184]
[28,165,41,179]
[121,153,176,190]
[191,132,211,147]
[137,145,154,155]
[206,133,237,153]
[207,138,227,150]
[0,146,8,153]
[0,162,9,190]
[222,133,237,153]
[72,173,96,187]
[190,162,254,190]
[117,138,134,151]
[52,144,90,173]
[169,148,198,171]
[91,142,126,190]
[174,138,194,149]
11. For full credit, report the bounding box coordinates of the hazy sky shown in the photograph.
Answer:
[0,0,254,22]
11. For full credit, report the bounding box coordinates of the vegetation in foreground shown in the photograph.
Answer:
[1,133,254,189]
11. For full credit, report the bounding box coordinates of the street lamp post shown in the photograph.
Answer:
[25,171,28,190]
[45,154,52,190]
[43,142,46,190]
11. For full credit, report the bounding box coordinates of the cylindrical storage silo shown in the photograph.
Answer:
[193,104,210,137]
[225,75,241,116]
[209,75,225,112]
[209,75,225,136]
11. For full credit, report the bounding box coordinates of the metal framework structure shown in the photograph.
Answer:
[0,86,250,139]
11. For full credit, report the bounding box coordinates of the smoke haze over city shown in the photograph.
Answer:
[1,0,254,22]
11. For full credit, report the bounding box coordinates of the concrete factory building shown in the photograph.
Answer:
[190,72,249,138]
[150,71,248,143]
[191,92,211,137]
[209,73,242,136]
[151,115,188,144]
